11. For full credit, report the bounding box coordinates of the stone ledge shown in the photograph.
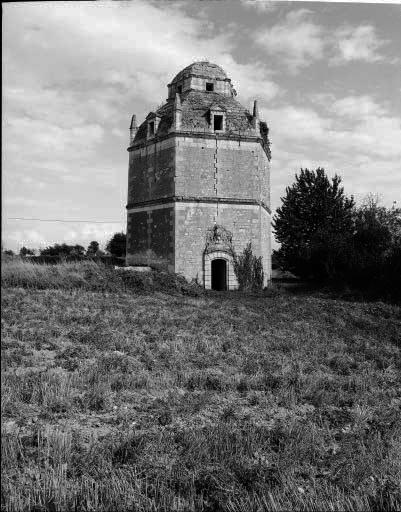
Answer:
[128,131,263,152]
[127,196,271,215]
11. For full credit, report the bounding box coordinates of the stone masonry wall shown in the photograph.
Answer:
[175,139,215,197]
[126,210,147,254]
[173,135,271,287]
[174,202,271,287]
[261,208,272,282]
[175,138,269,205]
[126,206,174,270]
[127,138,175,205]
[126,133,271,284]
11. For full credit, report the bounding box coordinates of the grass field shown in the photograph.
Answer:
[1,260,401,511]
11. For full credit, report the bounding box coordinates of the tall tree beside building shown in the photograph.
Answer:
[273,168,355,280]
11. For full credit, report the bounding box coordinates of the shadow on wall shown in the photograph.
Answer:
[125,249,172,272]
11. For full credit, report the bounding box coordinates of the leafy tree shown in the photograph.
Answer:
[40,243,85,257]
[106,232,126,258]
[19,247,35,257]
[353,195,400,253]
[40,244,68,256]
[70,245,85,257]
[3,250,14,257]
[86,241,100,257]
[350,195,401,298]
[232,242,264,291]
[271,250,280,270]
[273,168,355,280]
[352,196,394,265]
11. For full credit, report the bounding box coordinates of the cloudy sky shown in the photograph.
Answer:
[3,0,401,252]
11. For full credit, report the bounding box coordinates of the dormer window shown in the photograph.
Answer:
[146,113,161,140]
[206,82,214,92]
[213,115,223,131]
[209,107,226,133]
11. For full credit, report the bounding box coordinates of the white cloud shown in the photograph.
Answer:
[2,1,279,178]
[6,229,47,249]
[2,1,400,252]
[268,105,332,141]
[4,196,46,207]
[332,25,387,64]
[265,94,401,221]
[331,95,386,118]
[240,0,278,13]
[255,9,325,72]
[2,221,125,253]
[255,11,391,72]
[312,94,388,119]
[267,96,401,160]
[327,96,401,158]
[80,223,125,244]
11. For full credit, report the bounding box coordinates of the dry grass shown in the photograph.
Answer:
[1,259,203,295]
[1,261,401,511]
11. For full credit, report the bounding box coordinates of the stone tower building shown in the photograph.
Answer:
[126,61,271,290]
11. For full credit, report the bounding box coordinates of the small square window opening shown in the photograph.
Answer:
[206,82,214,92]
[214,115,223,131]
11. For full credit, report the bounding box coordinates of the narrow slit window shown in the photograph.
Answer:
[149,121,155,136]
[206,82,214,92]
[177,85,182,94]
[214,115,223,131]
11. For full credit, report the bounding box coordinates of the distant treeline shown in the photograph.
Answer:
[4,233,127,264]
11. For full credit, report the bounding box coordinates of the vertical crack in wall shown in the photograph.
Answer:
[214,137,218,222]
[256,149,262,258]
[169,209,175,265]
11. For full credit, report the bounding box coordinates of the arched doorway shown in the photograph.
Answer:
[211,258,227,291]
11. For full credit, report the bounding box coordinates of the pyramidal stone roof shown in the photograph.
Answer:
[133,90,255,143]
[170,61,228,84]
[131,62,271,149]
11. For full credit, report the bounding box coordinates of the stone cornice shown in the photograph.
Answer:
[127,131,263,152]
[168,75,232,87]
[126,196,271,215]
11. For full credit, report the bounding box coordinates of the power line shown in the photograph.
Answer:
[6,217,124,224]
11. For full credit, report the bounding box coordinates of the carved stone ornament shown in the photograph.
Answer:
[205,224,233,254]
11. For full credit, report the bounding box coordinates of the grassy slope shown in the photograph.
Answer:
[1,261,401,511]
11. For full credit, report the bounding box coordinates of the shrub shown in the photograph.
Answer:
[232,242,264,291]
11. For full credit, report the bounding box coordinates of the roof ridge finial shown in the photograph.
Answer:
[129,114,137,144]
[173,93,182,131]
[253,100,259,120]
[130,114,137,130]
[174,92,182,110]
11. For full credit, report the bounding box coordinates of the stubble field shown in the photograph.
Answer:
[1,260,401,511]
